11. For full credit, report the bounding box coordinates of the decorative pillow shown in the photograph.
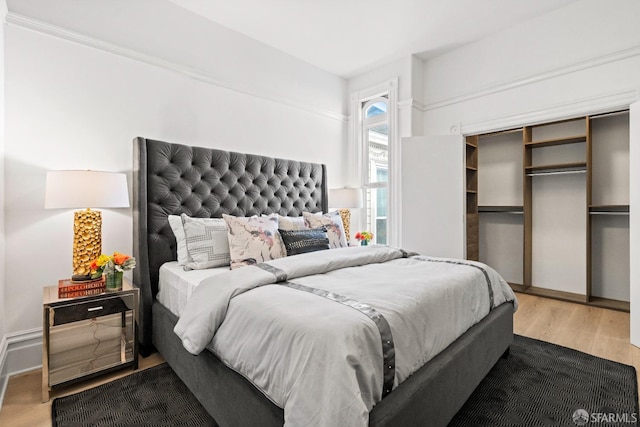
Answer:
[277,214,307,231]
[279,227,330,256]
[181,214,231,270]
[223,214,286,269]
[168,215,189,265]
[303,211,348,249]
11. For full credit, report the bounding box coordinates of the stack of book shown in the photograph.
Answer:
[58,277,106,298]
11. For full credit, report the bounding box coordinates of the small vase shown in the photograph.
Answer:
[105,271,123,291]
[361,240,368,246]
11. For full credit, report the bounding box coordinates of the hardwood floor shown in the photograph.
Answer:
[1,293,638,426]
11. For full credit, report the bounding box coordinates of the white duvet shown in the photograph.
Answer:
[174,246,517,427]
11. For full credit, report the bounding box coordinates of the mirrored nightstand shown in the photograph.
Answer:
[42,279,138,402]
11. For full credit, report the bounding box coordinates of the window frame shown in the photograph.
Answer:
[362,96,389,243]
[349,78,399,247]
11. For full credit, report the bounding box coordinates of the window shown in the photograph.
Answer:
[362,96,389,244]
[350,78,397,247]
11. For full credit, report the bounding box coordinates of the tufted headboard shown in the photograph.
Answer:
[132,137,328,353]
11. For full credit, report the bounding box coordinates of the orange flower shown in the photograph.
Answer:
[113,252,130,265]
[89,260,98,271]
[355,231,373,242]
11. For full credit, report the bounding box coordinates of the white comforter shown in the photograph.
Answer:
[174,246,517,427]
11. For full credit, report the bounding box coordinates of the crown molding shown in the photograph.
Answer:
[397,98,426,111]
[6,12,347,122]
[459,89,638,135]
[425,45,640,112]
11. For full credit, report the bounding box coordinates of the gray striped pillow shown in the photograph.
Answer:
[181,214,231,270]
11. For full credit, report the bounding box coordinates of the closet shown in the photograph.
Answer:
[466,111,630,311]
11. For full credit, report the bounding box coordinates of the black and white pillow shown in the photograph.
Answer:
[279,227,330,256]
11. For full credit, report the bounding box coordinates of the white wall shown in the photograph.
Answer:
[423,0,640,135]
[7,0,345,119]
[0,4,7,356]
[420,0,640,345]
[630,102,640,347]
[2,4,346,353]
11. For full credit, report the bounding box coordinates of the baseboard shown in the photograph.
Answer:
[0,334,8,408]
[0,329,42,408]
[513,286,631,312]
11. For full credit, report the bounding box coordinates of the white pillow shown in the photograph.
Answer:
[303,211,348,248]
[223,214,286,269]
[181,214,231,270]
[277,214,307,231]
[168,215,189,265]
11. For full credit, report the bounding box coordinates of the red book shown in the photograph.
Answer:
[58,277,105,297]
[58,288,106,299]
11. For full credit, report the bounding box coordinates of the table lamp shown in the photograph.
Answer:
[329,187,363,241]
[45,170,130,281]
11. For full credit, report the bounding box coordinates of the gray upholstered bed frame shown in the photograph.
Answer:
[132,137,514,427]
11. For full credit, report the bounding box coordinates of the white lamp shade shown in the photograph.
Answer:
[45,170,130,209]
[329,188,363,209]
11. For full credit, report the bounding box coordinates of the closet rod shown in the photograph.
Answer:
[526,170,587,177]
[589,212,630,216]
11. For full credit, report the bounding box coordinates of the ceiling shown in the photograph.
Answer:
[168,0,578,78]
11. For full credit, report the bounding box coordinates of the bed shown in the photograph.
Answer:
[132,136,516,427]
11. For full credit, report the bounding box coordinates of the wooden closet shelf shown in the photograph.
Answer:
[478,206,524,213]
[525,135,587,148]
[468,110,630,313]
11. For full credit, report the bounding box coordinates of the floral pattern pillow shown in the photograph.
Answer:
[303,211,348,248]
[223,214,286,269]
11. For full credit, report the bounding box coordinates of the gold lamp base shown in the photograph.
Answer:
[338,208,351,242]
[72,209,102,276]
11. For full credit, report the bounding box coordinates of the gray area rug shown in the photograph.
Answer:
[51,363,218,426]
[52,335,638,426]
[450,335,639,426]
